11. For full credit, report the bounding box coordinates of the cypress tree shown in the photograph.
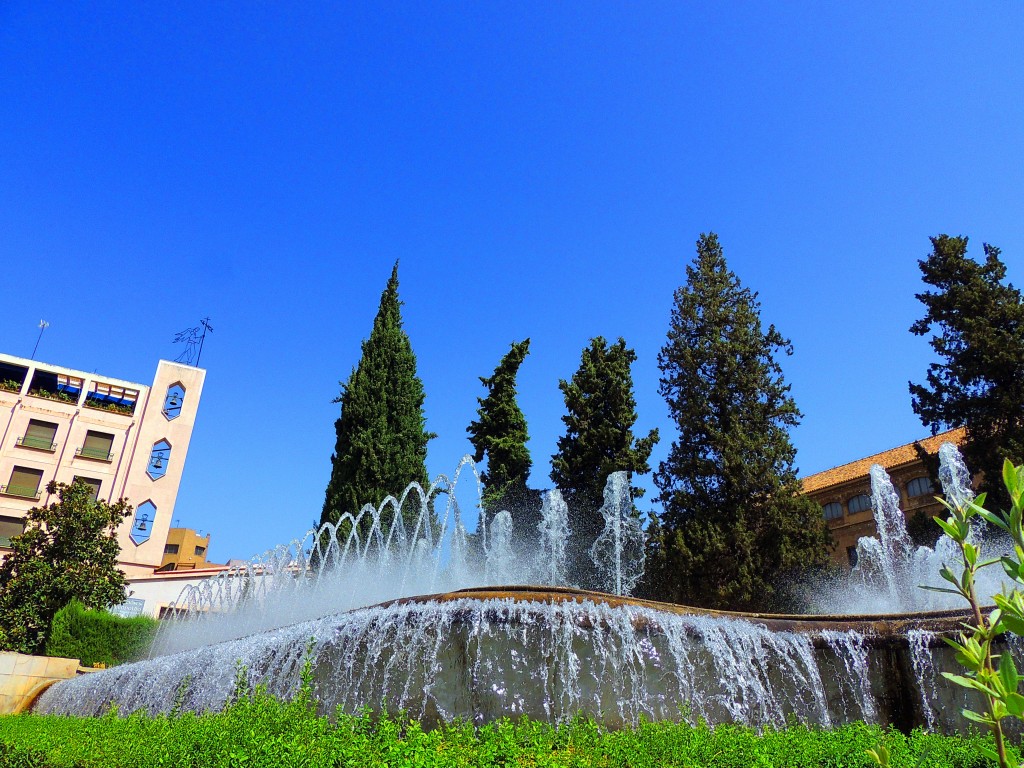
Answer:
[647,233,830,611]
[550,337,659,589]
[467,339,539,541]
[320,263,434,534]
[909,235,1024,508]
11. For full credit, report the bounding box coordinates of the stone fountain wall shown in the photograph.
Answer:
[33,588,995,734]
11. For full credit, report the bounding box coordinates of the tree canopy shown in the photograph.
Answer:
[550,336,658,589]
[645,232,831,611]
[320,263,434,536]
[467,339,539,540]
[0,479,131,654]
[909,235,1024,507]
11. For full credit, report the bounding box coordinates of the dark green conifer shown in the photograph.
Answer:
[646,233,831,611]
[550,337,659,589]
[909,235,1024,508]
[467,339,539,540]
[320,264,433,534]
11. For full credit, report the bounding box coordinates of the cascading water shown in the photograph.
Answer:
[814,442,1012,614]
[33,448,1004,732]
[589,472,645,597]
[535,488,569,585]
[151,461,640,656]
[36,590,943,729]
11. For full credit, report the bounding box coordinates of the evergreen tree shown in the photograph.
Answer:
[0,479,131,654]
[320,263,434,535]
[909,235,1024,508]
[467,339,539,541]
[550,337,659,589]
[647,233,830,611]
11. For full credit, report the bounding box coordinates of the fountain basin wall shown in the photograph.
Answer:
[35,587,986,733]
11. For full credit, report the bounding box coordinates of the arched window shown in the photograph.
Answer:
[147,440,171,481]
[823,502,843,521]
[906,476,936,498]
[162,384,185,421]
[847,494,872,514]
[130,501,156,545]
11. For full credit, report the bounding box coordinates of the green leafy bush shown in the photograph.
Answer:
[0,681,1008,768]
[43,600,157,667]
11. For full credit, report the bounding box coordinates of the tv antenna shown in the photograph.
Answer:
[173,317,214,366]
[31,320,49,360]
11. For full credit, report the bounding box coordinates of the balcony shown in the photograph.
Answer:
[76,445,113,462]
[16,435,57,452]
[0,484,41,501]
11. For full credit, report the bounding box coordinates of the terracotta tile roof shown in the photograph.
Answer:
[801,427,966,495]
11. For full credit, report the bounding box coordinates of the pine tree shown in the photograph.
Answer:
[320,263,434,535]
[909,235,1024,508]
[550,337,659,589]
[647,233,831,611]
[467,339,539,541]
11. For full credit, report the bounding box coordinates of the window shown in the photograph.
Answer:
[73,476,101,502]
[130,500,156,546]
[847,546,859,567]
[3,467,44,500]
[194,545,206,557]
[84,382,138,416]
[823,502,843,521]
[907,476,936,498]
[847,494,872,514]
[164,543,179,555]
[27,370,82,404]
[162,383,185,421]
[78,431,114,461]
[18,419,58,451]
[147,440,171,481]
[0,515,25,546]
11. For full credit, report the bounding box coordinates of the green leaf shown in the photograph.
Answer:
[960,708,993,725]
[977,743,1000,762]
[1005,692,1024,717]
[999,652,1019,694]
[934,517,962,541]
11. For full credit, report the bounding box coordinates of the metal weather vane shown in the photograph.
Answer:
[173,317,214,366]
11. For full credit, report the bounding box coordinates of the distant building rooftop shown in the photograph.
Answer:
[801,427,966,495]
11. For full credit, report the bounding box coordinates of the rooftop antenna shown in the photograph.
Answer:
[172,316,214,367]
[31,320,49,360]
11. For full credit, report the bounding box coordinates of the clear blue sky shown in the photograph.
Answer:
[1,3,1021,563]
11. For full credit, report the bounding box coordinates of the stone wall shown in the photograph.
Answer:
[0,651,81,714]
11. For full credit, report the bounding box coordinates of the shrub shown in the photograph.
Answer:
[44,600,157,667]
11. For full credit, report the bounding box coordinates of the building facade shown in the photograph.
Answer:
[801,427,968,567]
[159,527,213,571]
[0,352,204,578]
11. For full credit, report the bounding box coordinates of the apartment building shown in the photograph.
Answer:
[0,352,204,577]
[802,427,969,567]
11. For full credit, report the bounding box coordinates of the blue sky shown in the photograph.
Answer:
[1,3,1021,563]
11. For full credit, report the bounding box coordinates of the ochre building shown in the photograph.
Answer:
[801,427,968,567]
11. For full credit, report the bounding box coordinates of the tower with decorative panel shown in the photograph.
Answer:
[0,353,205,577]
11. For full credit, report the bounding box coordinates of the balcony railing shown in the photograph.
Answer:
[16,435,57,452]
[76,445,113,461]
[0,484,41,500]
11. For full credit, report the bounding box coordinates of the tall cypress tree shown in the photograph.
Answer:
[909,235,1024,508]
[647,233,830,611]
[320,263,434,534]
[467,339,539,540]
[550,336,659,589]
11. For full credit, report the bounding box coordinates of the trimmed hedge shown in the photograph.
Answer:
[43,601,157,667]
[0,686,1010,768]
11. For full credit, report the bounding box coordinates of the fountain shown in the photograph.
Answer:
[31,448,1004,733]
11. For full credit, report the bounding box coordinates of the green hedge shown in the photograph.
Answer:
[43,601,157,667]
[0,684,1010,768]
